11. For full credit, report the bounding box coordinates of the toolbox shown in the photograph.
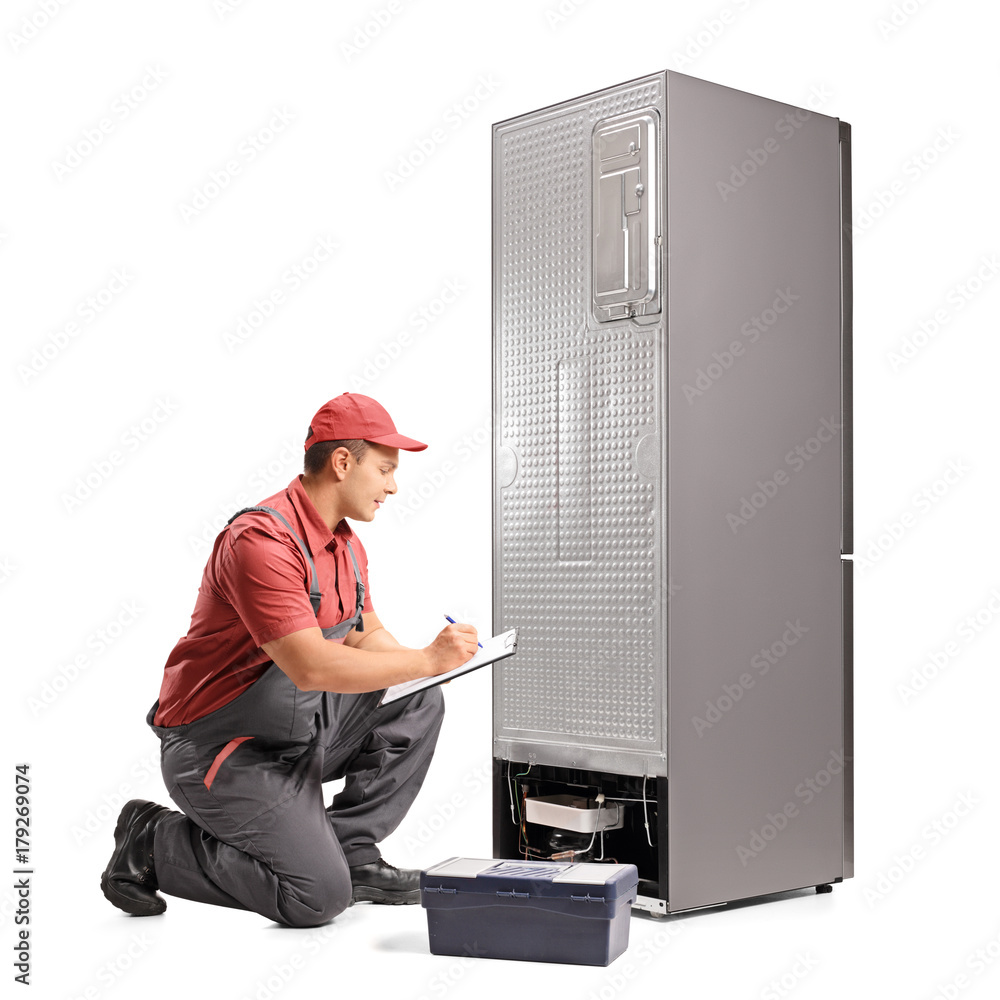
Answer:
[420,857,638,966]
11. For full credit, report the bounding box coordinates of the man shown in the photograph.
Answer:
[101,392,478,927]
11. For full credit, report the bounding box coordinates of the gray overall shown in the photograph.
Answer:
[145,506,445,927]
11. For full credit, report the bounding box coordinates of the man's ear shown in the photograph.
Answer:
[328,446,353,481]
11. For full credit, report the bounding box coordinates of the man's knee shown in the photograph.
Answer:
[423,683,445,724]
[412,683,445,743]
[276,868,352,928]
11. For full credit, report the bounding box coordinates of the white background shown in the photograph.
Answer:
[3,0,999,997]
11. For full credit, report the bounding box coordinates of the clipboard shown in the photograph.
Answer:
[378,627,518,706]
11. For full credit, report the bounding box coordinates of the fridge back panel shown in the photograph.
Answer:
[492,74,667,776]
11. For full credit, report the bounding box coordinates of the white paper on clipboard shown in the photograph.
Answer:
[378,627,518,706]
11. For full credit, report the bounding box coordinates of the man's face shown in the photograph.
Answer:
[343,442,399,521]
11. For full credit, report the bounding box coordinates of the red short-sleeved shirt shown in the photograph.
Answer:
[153,475,374,726]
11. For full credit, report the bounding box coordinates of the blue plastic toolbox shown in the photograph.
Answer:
[420,858,639,966]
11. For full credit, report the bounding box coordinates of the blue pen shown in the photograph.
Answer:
[444,614,482,647]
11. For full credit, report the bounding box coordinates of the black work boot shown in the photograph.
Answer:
[101,799,170,916]
[349,858,421,904]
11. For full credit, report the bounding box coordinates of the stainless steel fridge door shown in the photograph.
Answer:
[663,71,847,911]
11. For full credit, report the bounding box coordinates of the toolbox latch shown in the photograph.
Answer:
[424,886,456,894]
[495,890,530,899]
[570,893,606,903]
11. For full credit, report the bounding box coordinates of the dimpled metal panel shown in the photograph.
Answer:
[493,76,664,764]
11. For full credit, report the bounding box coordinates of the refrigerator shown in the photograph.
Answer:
[490,69,852,915]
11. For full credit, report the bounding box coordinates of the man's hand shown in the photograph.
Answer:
[422,622,479,676]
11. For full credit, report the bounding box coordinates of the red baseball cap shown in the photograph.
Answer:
[304,393,427,452]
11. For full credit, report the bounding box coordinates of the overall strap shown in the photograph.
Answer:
[226,506,321,616]
[343,538,365,633]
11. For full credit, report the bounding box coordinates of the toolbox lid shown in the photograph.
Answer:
[422,858,639,902]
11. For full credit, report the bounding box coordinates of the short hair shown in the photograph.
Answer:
[303,438,369,476]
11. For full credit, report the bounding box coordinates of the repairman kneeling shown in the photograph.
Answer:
[101,393,478,926]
